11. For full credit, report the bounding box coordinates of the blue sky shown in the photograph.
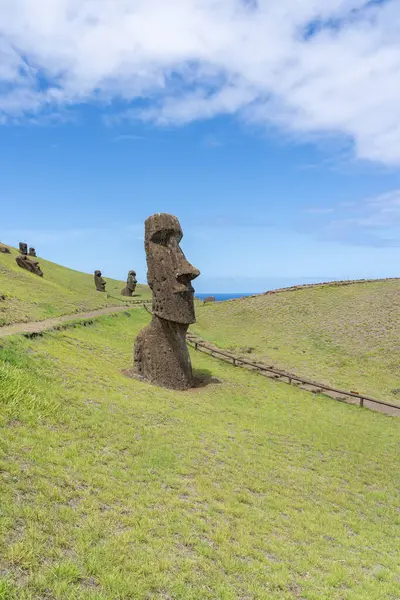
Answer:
[1,0,400,292]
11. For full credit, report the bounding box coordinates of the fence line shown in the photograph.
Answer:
[186,333,400,415]
[106,293,152,305]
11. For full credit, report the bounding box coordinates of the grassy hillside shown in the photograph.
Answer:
[0,310,399,599]
[0,246,150,326]
[193,280,400,403]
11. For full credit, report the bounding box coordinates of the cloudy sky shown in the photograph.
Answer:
[2,0,400,292]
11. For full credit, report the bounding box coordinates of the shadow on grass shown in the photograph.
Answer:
[122,367,220,389]
[192,368,221,389]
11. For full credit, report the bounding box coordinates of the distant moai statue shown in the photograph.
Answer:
[121,270,137,297]
[15,254,44,277]
[19,242,28,255]
[94,270,106,292]
[0,243,10,254]
[29,247,37,257]
[203,296,216,305]
[134,213,200,390]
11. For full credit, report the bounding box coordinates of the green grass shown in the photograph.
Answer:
[0,310,399,599]
[0,247,151,326]
[193,280,400,403]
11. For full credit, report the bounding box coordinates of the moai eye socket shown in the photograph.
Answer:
[151,230,170,246]
[151,229,183,246]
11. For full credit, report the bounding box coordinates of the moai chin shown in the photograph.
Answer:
[29,247,37,257]
[19,242,28,255]
[121,270,137,297]
[134,213,200,390]
[94,270,106,292]
[15,254,44,277]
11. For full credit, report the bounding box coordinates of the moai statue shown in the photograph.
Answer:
[121,270,137,297]
[134,213,200,390]
[203,296,216,305]
[15,254,44,277]
[19,242,28,255]
[29,247,37,257]
[0,243,10,254]
[94,270,106,292]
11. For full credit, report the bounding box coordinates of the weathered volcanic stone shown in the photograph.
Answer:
[94,270,106,292]
[121,270,137,296]
[19,242,28,255]
[16,254,43,277]
[0,243,10,254]
[134,213,200,390]
[29,247,37,257]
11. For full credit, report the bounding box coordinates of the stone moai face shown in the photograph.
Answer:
[19,242,28,255]
[94,270,106,292]
[128,271,137,287]
[145,213,200,324]
[16,255,43,277]
[29,247,36,257]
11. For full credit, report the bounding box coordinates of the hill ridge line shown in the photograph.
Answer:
[224,277,400,302]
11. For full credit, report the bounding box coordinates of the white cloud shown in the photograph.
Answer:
[347,189,400,229]
[305,188,400,247]
[0,0,400,164]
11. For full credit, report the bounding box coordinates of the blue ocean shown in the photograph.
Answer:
[195,293,254,302]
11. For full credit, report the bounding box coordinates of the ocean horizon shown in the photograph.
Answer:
[195,293,254,302]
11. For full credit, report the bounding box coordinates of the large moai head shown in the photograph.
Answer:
[29,247,37,257]
[127,270,137,288]
[15,255,43,277]
[94,270,106,292]
[19,242,28,255]
[145,213,200,324]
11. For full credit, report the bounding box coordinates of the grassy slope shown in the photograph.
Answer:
[193,280,400,403]
[1,310,399,600]
[0,247,150,326]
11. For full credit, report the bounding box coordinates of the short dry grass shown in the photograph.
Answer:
[193,280,400,404]
[0,310,399,599]
[0,247,150,326]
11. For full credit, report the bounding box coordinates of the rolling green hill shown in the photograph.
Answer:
[193,279,400,403]
[0,246,150,326]
[0,310,399,600]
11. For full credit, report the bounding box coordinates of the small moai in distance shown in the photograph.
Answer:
[29,247,37,257]
[15,254,44,277]
[94,270,106,292]
[121,270,137,297]
[19,242,28,255]
[0,243,10,254]
[203,296,216,305]
[134,213,200,390]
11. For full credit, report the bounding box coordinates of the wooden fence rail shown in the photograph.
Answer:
[186,333,400,416]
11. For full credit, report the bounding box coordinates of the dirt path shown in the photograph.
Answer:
[0,305,139,338]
